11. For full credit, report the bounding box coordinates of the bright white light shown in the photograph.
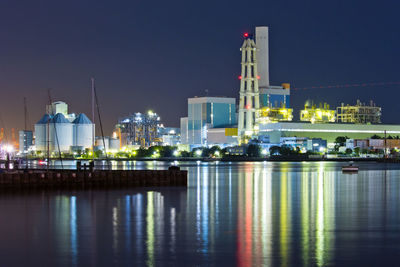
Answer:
[319,147,325,152]
[214,151,220,157]
[173,150,179,157]
[6,145,14,153]
[195,149,202,156]
[261,149,268,155]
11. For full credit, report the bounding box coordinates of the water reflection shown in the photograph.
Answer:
[0,162,400,266]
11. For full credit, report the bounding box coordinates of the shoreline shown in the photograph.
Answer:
[9,157,392,163]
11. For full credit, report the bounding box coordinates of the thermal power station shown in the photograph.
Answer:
[34,101,94,153]
[238,26,292,142]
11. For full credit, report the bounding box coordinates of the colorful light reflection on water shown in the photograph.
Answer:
[0,161,399,266]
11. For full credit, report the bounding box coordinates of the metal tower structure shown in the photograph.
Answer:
[238,34,260,142]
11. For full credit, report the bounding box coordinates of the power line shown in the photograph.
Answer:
[292,81,400,91]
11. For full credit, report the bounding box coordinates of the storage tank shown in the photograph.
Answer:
[73,113,94,149]
[49,113,73,152]
[34,114,51,152]
[95,137,109,151]
[109,137,120,152]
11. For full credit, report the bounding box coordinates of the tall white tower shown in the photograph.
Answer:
[255,26,269,89]
[238,34,260,142]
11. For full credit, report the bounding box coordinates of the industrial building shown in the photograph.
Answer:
[34,102,94,153]
[336,100,381,124]
[19,130,33,154]
[237,26,291,142]
[258,122,400,145]
[180,97,236,147]
[300,102,336,123]
[159,127,180,146]
[116,111,163,148]
[176,26,398,152]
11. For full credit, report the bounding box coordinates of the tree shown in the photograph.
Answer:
[334,136,348,151]
[354,147,360,155]
[209,146,221,157]
[345,148,353,155]
[269,146,280,155]
[279,145,296,156]
[246,144,261,157]
[370,134,381,139]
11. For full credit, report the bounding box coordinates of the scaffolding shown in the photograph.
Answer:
[336,100,381,124]
[300,101,336,123]
[115,111,162,147]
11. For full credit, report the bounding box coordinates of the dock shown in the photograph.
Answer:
[0,169,187,190]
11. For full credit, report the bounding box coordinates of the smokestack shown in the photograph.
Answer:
[255,26,269,88]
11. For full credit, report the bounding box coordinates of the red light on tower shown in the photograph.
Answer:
[257,75,260,80]
[243,32,249,38]
[238,75,242,80]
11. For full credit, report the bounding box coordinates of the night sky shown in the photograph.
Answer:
[0,0,399,136]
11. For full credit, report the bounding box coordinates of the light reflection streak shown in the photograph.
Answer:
[70,196,77,266]
[125,195,131,253]
[134,194,143,256]
[201,167,209,253]
[112,206,118,252]
[262,166,272,267]
[301,171,310,266]
[280,171,290,267]
[146,192,154,266]
[170,208,176,254]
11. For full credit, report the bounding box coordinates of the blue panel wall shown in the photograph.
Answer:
[259,94,290,108]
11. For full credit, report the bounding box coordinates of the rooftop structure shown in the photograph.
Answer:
[256,106,293,124]
[300,101,336,123]
[336,100,381,124]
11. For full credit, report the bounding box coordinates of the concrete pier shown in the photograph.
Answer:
[0,169,187,190]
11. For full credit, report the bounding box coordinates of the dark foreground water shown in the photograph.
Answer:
[1,161,400,266]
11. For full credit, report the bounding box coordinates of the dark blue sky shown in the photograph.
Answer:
[0,0,399,134]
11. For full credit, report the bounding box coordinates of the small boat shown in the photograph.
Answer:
[342,162,359,173]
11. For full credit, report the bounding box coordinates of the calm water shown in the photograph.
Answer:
[1,161,400,266]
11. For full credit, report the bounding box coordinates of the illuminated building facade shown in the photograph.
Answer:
[256,106,293,124]
[116,111,163,147]
[19,130,33,153]
[300,102,336,123]
[181,97,236,146]
[336,100,381,124]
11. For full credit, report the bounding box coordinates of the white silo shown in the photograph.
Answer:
[73,113,94,150]
[49,113,73,152]
[34,114,51,152]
